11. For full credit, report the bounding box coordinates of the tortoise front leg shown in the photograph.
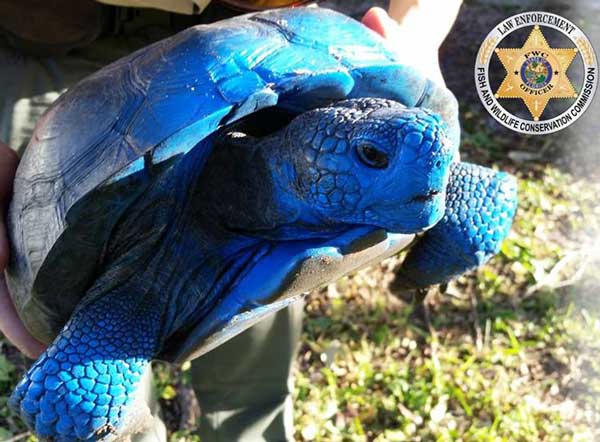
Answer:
[9,279,163,442]
[392,162,518,290]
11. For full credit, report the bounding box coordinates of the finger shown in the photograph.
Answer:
[0,275,45,359]
[0,142,19,209]
[361,7,396,40]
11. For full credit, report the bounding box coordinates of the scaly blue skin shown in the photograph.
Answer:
[393,162,518,289]
[10,294,154,440]
[10,98,516,441]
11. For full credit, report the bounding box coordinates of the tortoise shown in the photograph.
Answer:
[7,7,518,442]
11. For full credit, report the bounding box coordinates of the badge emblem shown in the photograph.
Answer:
[475,12,597,134]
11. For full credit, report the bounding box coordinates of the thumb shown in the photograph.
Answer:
[0,141,45,359]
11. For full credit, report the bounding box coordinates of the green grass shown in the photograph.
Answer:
[292,162,600,441]
[1,116,599,441]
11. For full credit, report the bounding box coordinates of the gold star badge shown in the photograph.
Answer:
[494,25,578,120]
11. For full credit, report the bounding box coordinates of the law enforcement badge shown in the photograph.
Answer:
[475,11,597,134]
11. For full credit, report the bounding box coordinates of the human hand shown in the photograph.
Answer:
[361,0,463,87]
[0,142,45,359]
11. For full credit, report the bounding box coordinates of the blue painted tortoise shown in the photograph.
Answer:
[7,7,517,442]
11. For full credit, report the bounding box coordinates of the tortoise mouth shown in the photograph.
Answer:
[408,189,441,203]
[363,190,446,234]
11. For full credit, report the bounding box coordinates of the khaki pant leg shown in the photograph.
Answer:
[190,301,304,442]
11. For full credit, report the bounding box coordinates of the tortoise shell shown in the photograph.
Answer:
[7,7,458,355]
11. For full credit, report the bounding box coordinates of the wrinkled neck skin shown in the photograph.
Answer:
[194,131,350,241]
[101,131,351,351]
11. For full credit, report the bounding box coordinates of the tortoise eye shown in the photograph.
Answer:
[357,143,389,169]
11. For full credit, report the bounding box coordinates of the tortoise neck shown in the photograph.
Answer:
[194,132,329,240]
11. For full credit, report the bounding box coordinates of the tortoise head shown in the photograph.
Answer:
[269,98,456,235]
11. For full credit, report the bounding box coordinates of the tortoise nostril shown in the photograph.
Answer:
[435,160,442,168]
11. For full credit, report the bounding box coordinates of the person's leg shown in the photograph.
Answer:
[190,300,304,442]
